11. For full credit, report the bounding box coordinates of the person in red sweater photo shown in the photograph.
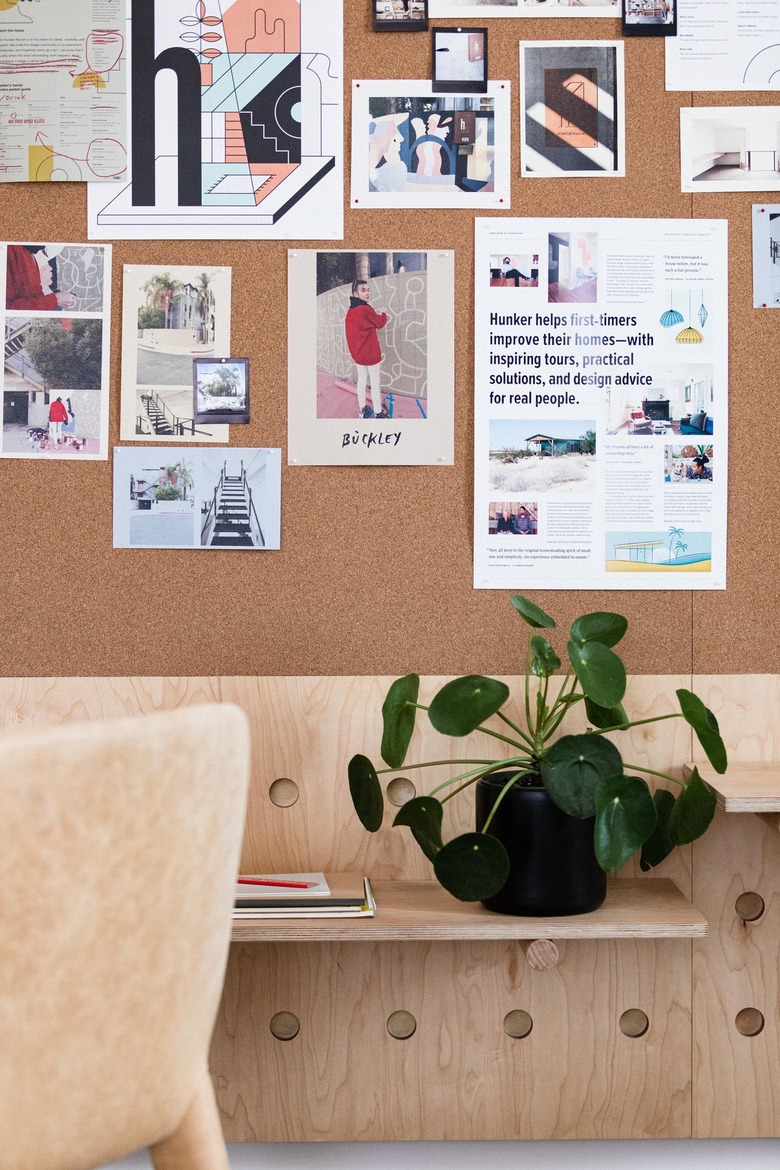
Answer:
[344,278,389,419]
[47,397,70,444]
[6,245,77,313]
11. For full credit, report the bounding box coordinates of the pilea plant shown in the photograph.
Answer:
[348,593,727,903]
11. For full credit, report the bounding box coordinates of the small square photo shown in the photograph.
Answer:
[193,358,249,425]
[432,27,488,93]
[622,0,676,36]
[374,0,429,30]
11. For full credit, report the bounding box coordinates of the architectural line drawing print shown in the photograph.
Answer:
[0,0,127,183]
[88,0,343,240]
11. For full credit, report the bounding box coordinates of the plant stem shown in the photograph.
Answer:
[479,768,537,833]
[588,712,680,735]
[439,758,534,805]
[375,759,497,775]
[623,763,685,788]
[496,708,535,748]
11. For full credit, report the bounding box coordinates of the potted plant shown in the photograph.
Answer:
[348,594,727,916]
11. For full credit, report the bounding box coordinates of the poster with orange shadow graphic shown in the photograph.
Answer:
[0,0,127,183]
[520,41,625,178]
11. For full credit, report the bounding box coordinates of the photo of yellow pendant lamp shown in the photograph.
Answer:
[660,291,684,327]
[676,290,704,343]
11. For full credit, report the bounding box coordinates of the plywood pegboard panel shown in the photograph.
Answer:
[0,0,774,680]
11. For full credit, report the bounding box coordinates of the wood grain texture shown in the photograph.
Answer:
[212,937,692,1142]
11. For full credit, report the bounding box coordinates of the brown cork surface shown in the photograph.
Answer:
[0,2,774,678]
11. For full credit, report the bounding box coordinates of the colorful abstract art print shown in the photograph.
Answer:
[88,0,343,240]
[351,81,510,209]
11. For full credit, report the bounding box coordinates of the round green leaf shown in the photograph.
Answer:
[381,674,420,768]
[510,594,556,629]
[530,635,561,679]
[433,832,510,902]
[428,675,510,737]
[594,774,658,871]
[540,733,624,818]
[393,796,444,861]
[348,753,384,832]
[584,696,627,730]
[676,689,728,775]
[567,640,627,709]
[570,611,628,649]
[640,789,676,872]
[668,765,716,845]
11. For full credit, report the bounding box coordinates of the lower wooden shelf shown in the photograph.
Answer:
[230,877,707,942]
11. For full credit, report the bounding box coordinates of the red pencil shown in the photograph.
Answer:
[237,877,318,889]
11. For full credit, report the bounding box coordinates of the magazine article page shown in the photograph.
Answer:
[473,217,728,590]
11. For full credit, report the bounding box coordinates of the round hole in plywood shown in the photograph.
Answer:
[386,1010,417,1040]
[735,1007,765,1037]
[619,1009,649,1038]
[269,1011,300,1041]
[269,777,299,807]
[735,892,765,922]
[503,1009,533,1039]
[386,777,416,806]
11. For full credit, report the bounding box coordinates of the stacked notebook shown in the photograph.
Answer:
[233,872,376,919]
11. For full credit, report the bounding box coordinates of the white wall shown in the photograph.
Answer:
[104,1138,780,1169]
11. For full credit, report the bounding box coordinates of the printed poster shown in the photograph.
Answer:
[1,242,111,460]
[287,248,454,465]
[88,0,343,240]
[120,264,232,443]
[473,217,728,590]
[350,81,511,210]
[112,446,281,549]
[0,0,127,183]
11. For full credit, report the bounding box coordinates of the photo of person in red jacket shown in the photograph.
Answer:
[344,279,390,419]
[5,245,77,312]
[47,396,70,444]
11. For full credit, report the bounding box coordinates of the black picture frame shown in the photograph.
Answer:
[192,357,250,426]
[373,0,429,31]
[431,26,488,94]
[621,0,676,36]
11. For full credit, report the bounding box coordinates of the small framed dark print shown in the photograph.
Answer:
[193,357,250,426]
[373,0,429,31]
[622,0,676,36]
[431,27,488,94]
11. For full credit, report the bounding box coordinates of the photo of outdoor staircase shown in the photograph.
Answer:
[201,461,266,548]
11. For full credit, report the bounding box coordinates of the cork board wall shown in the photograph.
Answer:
[0,1,776,680]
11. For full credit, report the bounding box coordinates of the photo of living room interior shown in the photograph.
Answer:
[606,362,714,435]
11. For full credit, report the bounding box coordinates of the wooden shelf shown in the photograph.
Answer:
[230,878,707,942]
[699,762,780,813]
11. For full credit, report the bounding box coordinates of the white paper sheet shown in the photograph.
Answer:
[1,243,111,460]
[430,0,619,16]
[351,81,511,210]
[0,0,127,183]
[112,447,281,549]
[287,249,454,466]
[473,217,728,590]
[665,0,780,91]
[88,0,343,240]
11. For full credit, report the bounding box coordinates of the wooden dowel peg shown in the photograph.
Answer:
[521,938,560,971]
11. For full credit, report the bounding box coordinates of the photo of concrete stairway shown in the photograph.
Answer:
[209,472,254,547]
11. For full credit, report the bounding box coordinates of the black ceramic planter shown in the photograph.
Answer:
[475,773,607,916]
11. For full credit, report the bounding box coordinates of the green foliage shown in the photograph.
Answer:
[24,319,103,390]
[346,594,728,904]
[137,306,165,330]
[154,484,182,501]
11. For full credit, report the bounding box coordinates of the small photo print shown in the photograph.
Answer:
[489,419,597,494]
[489,500,538,535]
[431,27,488,94]
[5,243,106,314]
[622,0,676,35]
[520,42,625,178]
[489,253,539,287]
[606,529,712,573]
[374,0,428,29]
[681,108,780,193]
[548,231,598,302]
[664,444,713,483]
[193,357,249,425]
[752,205,780,308]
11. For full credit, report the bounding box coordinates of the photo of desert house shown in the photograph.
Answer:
[489,418,597,494]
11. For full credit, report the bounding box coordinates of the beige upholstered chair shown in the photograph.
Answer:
[0,703,251,1170]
